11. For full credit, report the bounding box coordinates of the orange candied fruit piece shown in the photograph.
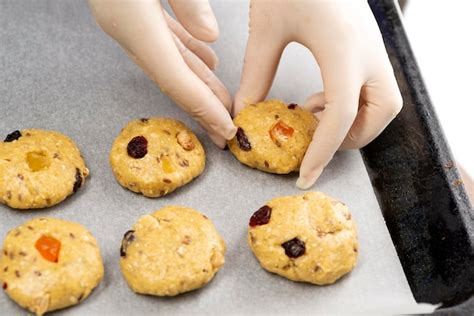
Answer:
[35,235,61,263]
[269,121,294,143]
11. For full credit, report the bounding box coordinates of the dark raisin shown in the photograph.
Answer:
[140,118,149,123]
[2,282,7,290]
[236,127,251,151]
[120,230,135,257]
[249,205,272,227]
[287,103,298,110]
[4,130,21,142]
[281,238,306,258]
[73,168,82,193]
[127,136,148,159]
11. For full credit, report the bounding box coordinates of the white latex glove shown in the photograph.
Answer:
[234,0,403,188]
[89,0,237,147]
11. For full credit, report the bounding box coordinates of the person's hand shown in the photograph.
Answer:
[234,0,403,188]
[89,0,236,147]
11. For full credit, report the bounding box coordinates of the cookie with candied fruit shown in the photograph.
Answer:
[0,217,104,315]
[109,118,205,197]
[228,100,317,174]
[0,129,89,209]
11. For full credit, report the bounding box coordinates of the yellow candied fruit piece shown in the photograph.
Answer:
[162,157,174,173]
[26,151,51,172]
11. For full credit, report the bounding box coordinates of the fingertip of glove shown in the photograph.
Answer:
[296,177,313,190]
[223,125,237,140]
[296,168,323,190]
[210,56,219,70]
[208,132,227,149]
[195,20,219,42]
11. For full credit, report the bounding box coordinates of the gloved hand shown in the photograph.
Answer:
[234,0,403,188]
[89,0,237,148]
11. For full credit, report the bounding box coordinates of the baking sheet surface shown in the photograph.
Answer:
[0,1,434,314]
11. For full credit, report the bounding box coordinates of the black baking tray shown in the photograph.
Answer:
[363,0,474,309]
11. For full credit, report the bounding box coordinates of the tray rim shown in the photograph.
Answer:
[363,0,474,308]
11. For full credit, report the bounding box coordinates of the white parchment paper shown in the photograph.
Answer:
[0,0,435,314]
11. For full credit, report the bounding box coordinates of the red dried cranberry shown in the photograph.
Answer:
[4,130,22,142]
[73,168,82,193]
[120,230,135,257]
[249,205,272,227]
[127,136,148,159]
[2,282,7,290]
[236,127,251,151]
[281,238,306,258]
[287,103,297,110]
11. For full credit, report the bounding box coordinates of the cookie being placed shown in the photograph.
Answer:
[0,129,89,209]
[109,118,205,197]
[228,100,318,174]
[0,218,104,315]
[120,206,226,296]
[248,192,358,285]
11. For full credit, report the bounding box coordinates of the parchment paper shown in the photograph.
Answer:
[0,0,435,314]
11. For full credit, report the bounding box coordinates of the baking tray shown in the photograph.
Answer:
[0,0,472,314]
[364,0,474,308]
